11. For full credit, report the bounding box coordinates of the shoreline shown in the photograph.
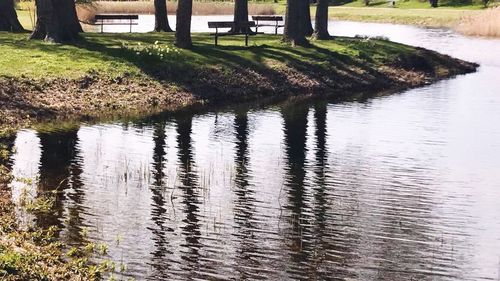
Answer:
[0,33,478,136]
[0,31,478,279]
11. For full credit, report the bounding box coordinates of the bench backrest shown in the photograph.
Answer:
[95,15,139,21]
[208,21,256,29]
[252,16,283,21]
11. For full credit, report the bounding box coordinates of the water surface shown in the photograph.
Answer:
[9,21,500,280]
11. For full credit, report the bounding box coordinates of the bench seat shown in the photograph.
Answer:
[252,16,284,35]
[95,14,139,33]
[207,21,256,46]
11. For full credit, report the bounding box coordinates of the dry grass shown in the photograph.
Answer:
[456,7,500,37]
[77,1,275,22]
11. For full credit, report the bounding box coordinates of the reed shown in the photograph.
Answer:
[76,1,275,23]
[456,7,500,37]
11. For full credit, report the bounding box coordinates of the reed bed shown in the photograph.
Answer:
[77,1,275,22]
[456,7,500,37]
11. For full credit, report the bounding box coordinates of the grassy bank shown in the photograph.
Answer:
[327,6,475,27]
[0,32,477,135]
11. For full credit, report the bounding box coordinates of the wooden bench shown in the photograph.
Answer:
[252,16,284,35]
[207,21,256,46]
[95,14,139,33]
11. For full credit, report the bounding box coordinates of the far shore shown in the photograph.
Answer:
[14,2,500,37]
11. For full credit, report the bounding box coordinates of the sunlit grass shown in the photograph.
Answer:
[0,32,417,79]
[326,6,476,27]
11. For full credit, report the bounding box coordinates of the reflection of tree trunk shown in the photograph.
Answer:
[175,0,192,48]
[281,102,311,268]
[37,129,79,232]
[152,123,167,188]
[313,102,327,229]
[311,102,328,277]
[154,0,173,32]
[64,143,86,246]
[234,112,249,187]
[149,122,174,277]
[233,111,261,278]
[0,0,24,32]
[175,115,201,267]
[313,0,330,39]
[30,0,82,43]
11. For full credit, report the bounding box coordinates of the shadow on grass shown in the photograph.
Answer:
[60,33,407,101]
[3,32,468,117]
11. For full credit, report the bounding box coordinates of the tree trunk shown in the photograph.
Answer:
[301,0,314,37]
[313,0,330,39]
[30,0,82,43]
[230,0,252,33]
[154,0,173,32]
[429,0,438,7]
[283,0,309,46]
[175,0,193,49]
[0,0,24,32]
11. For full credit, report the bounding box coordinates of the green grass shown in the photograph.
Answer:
[0,31,475,134]
[327,6,479,26]
[0,32,415,80]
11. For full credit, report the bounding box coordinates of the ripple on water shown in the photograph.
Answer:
[7,21,500,280]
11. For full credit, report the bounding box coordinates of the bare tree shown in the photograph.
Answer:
[30,0,82,43]
[0,0,24,32]
[175,0,193,48]
[154,0,173,32]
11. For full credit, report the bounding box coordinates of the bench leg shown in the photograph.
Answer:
[215,35,218,46]
[245,33,248,47]
[101,23,103,33]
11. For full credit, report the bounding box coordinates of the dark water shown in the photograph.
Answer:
[9,22,500,280]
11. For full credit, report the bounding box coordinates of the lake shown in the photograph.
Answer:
[8,20,500,280]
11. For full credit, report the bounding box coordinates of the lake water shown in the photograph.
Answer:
[8,20,500,280]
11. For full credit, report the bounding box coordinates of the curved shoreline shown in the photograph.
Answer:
[0,31,479,279]
[0,33,478,136]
